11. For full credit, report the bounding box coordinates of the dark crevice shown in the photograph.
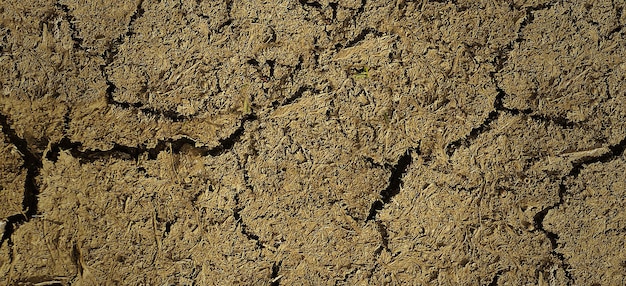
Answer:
[126,0,146,38]
[445,94,501,157]
[276,86,315,108]
[218,19,233,31]
[488,270,503,286]
[362,155,385,169]
[299,0,323,10]
[233,193,264,249]
[446,90,579,157]
[206,114,256,156]
[46,114,256,163]
[339,268,359,285]
[366,148,415,221]
[356,0,366,17]
[492,95,577,128]
[329,2,338,20]
[215,0,234,31]
[267,60,276,78]
[270,260,282,286]
[528,112,576,129]
[54,2,86,51]
[344,27,382,49]
[107,95,190,122]
[0,113,42,247]
[516,2,559,42]
[246,58,260,66]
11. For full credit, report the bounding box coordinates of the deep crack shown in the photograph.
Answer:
[46,114,256,163]
[366,148,415,221]
[232,192,264,250]
[488,270,504,286]
[445,95,501,157]
[343,27,382,49]
[0,113,42,247]
[274,85,316,108]
[270,260,282,286]
[298,0,323,10]
[54,2,87,52]
[373,221,390,256]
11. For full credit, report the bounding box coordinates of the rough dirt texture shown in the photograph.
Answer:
[1,0,625,285]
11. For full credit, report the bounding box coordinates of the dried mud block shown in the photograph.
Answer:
[0,0,241,151]
[106,0,232,117]
[362,0,524,61]
[57,0,142,53]
[68,102,230,150]
[0,130,24,218]
[544,156,626,285]
[99,0,327,148]
[498,1,626,145]
[239,189,381,285]
[16,150,272,285]
[373,161,565,285]
[237,120,387,283]
[247,101,390,220]
[0,0,75,154]
[0,220,76,285]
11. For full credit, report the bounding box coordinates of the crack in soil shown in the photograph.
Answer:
[445,95,502,157]
[366,148,416,222]
[0,112,42,247]
[487,270,504,286]
[298,0,323,10]
[356,0,366,17]
[232,192,265,250]
[273,85,316,108]
[373,221,390,256]
[343,27,382,49]
[54,1,87,52]
[270,260,282,286]
[365,147,417,268]
[46,113,256,163]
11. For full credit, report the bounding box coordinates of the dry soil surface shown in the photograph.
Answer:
[1,0,626,285]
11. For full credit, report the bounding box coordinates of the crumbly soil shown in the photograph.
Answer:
[1,0,625,285]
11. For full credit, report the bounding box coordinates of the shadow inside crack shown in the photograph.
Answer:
[0,112,42,247]
[46,114,256,163]
[366,148,415,221]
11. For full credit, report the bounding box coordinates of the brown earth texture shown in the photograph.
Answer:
[1,0,626,285]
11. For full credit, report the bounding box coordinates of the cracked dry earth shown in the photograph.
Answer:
[1,0,626,285]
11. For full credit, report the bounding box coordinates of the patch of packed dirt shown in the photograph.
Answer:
[1,0,625,285]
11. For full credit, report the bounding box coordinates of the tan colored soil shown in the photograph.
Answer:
[1,0,625,285]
